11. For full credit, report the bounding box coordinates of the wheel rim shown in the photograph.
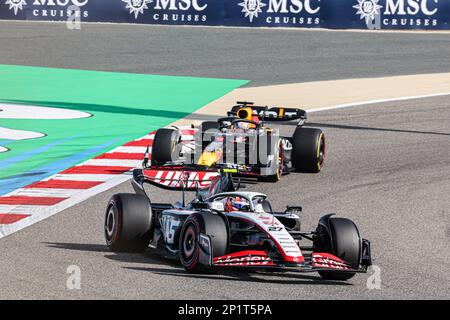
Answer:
[276,142,284,179]
[317,134,325,169]
[182,225,197,261]
[105,206,116,241]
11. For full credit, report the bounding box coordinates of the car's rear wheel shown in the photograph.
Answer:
[291,128,325,173]
[315,217,361,281]
[104,193,153,253]
[179,212,228,273]
[151,128,179,166]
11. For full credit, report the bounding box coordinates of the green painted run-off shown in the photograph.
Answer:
[0,64,248,187]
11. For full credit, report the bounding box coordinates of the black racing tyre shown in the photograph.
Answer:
[104,193,153,253]
[179,212,228,273]
[151,128,179,165]
[317,217,361,281]
[291,127,325,173]
[199,121,220,150]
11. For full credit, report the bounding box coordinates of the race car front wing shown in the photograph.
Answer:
[197,238,371,274]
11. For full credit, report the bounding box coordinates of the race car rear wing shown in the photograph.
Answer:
[132,167,220,192]
[132,167,239,206]
[230,101,307,122]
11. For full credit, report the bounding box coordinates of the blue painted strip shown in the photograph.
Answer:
[0,136,78,170]
[0,140,13,146]
[0,138,120,196]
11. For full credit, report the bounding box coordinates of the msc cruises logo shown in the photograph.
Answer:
[238,0,321,26]
[5,0,89,18]
[239,0,266,23]
[5,0,26,15]
[353,0,382,24]
[123,0,152,19]
[353,0,439,28]
[122,0,208,22]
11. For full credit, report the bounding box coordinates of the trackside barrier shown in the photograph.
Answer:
[1,0,450,30]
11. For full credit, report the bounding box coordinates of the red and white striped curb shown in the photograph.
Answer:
[0,128,195,239]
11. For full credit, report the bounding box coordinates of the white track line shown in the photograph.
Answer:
[5,19,450,35]
[307,92,450,114]
[9,188,81,198]
[110,146,149,153]
[0,205,51,213]
[51,174,122,181]
[82,159,143,167]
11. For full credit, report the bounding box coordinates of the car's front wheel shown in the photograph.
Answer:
[315,217,361,281]
[291,127,325,173]
[179,212,228,273]
[151,128,179,166]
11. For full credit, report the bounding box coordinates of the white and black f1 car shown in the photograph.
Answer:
[150,102,326,182]
[104,170,372,280]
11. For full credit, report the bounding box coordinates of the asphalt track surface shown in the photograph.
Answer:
[2,21,450,86]
[0,95,449,299]
[0,21,450,299]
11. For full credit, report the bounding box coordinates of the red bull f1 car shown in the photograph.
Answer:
[149,102,326,182]
[104,170,372,280]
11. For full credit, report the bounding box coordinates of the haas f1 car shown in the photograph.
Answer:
[150,102,326,182]
[104,170,372,280]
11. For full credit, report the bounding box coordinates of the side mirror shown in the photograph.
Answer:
[195,181,202,201]
[260,199,273,214]
[210,201,224,212]
[192,202,209,210]
[285,206,302,215]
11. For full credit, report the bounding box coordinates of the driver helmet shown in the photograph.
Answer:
[225,197,250,212]
[236,121,256,130]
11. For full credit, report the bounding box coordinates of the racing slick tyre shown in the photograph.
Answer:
[104,193,153,253]
[179,212,228,273]
[316,217,361,281]
[152,128,179,165]
[199,121,220,150]
[291,128,325,173]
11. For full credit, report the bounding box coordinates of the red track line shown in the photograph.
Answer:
[0,196,67,206]
[0,213,30,224]
[24,180,103,190]
[94,152,146,160]
[60,165,133,175]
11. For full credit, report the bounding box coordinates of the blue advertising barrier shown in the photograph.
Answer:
[1,0,449,30]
